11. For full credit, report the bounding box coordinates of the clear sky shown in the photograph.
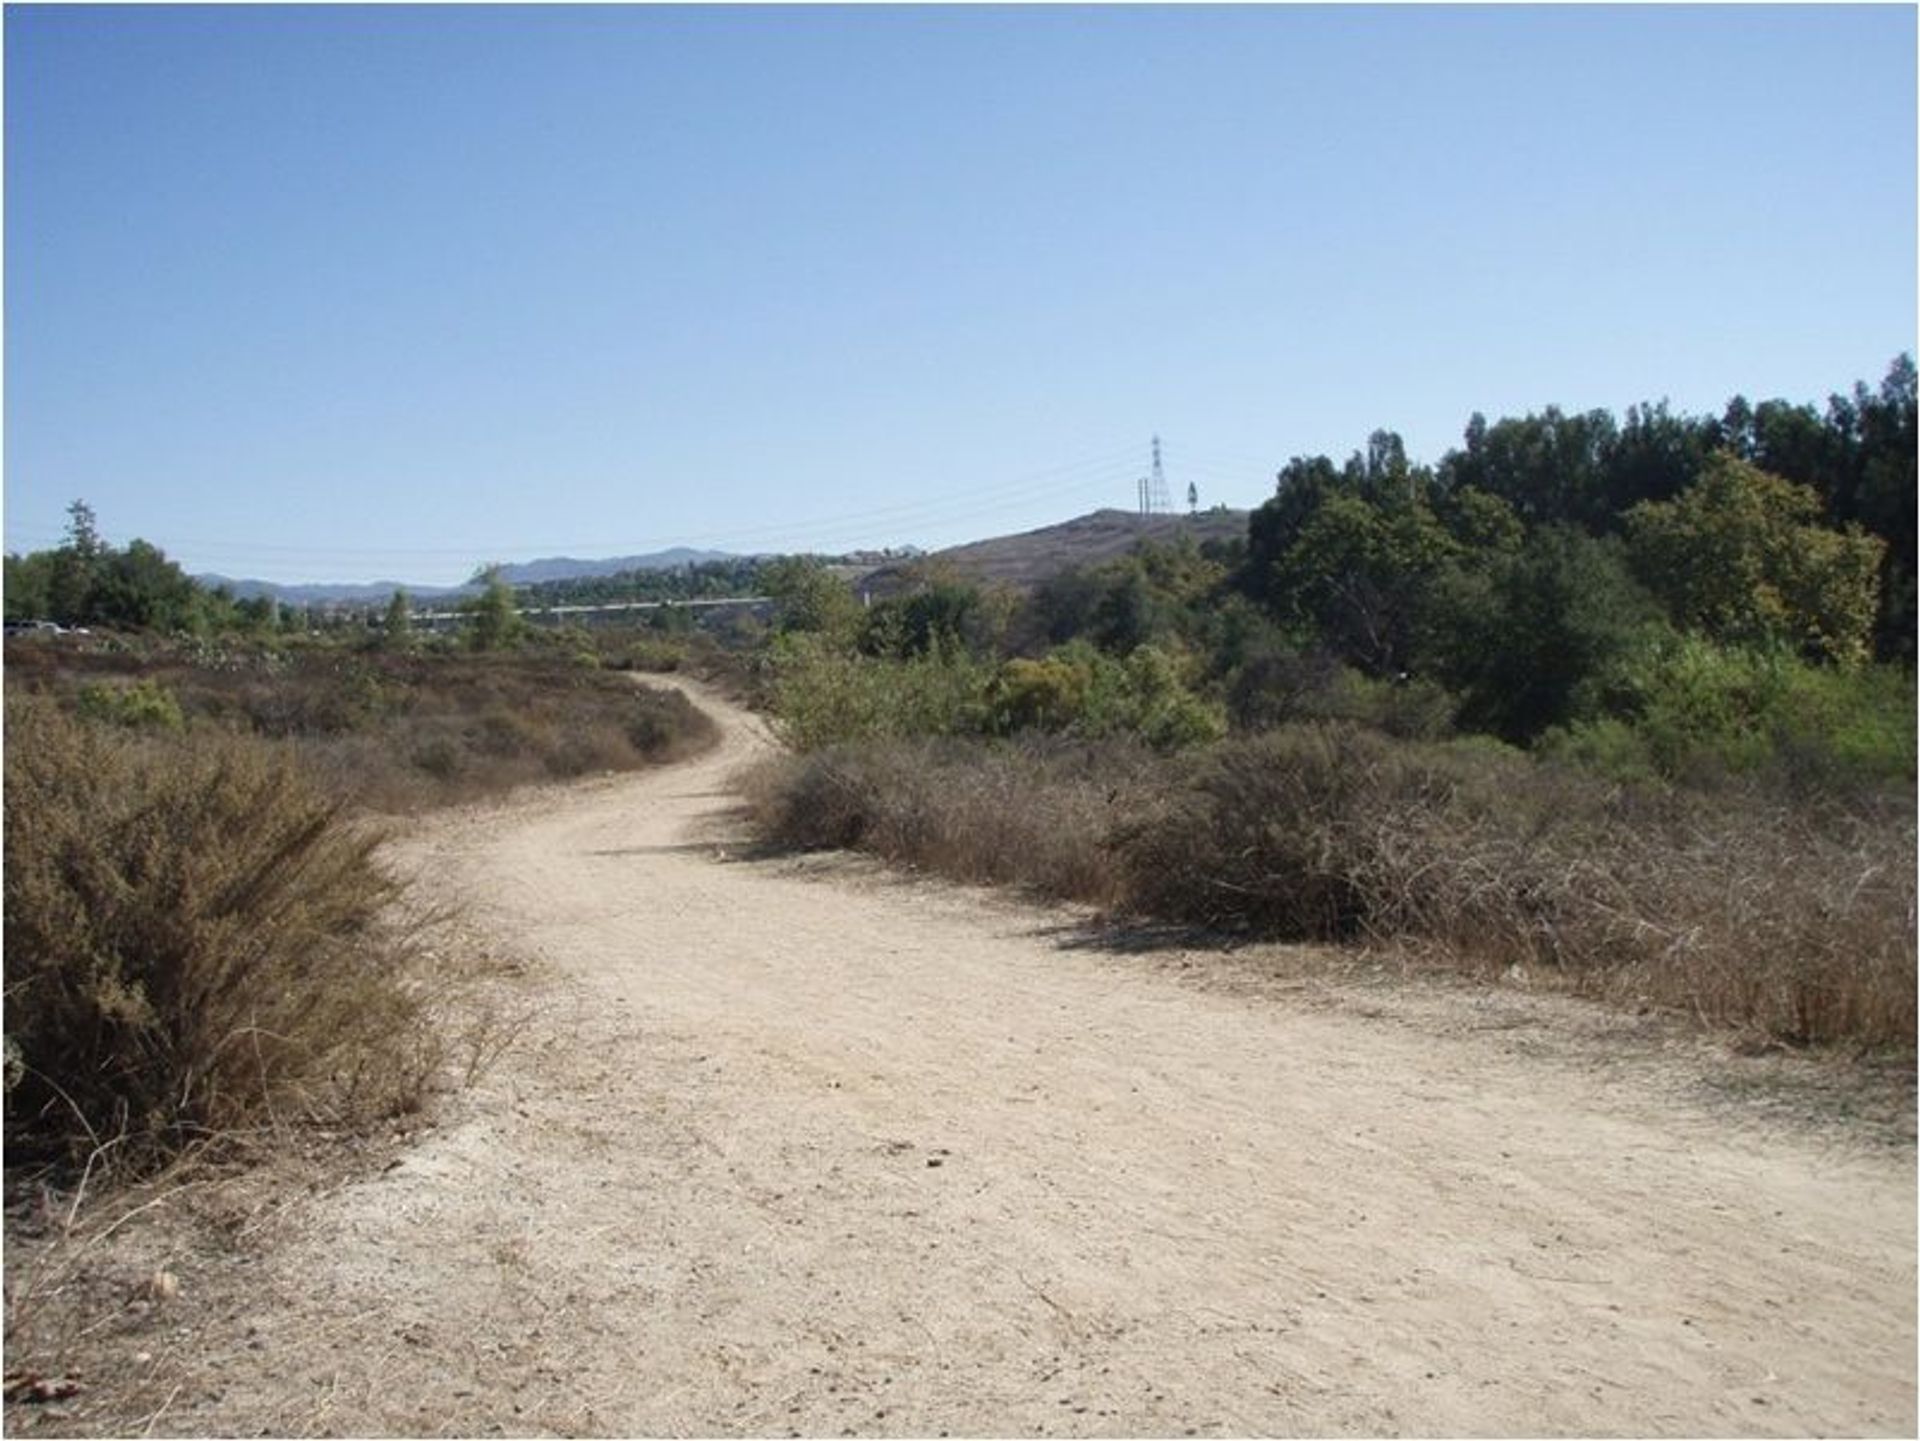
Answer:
[6,4,1915,585]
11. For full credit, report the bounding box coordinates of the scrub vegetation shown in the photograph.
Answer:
[3,621,718,1179]
[745,357,1917,1052]
[3,356,1912,1187]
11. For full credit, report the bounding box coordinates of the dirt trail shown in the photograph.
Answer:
[94,679,1918,1436]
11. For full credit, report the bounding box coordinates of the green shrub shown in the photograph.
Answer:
[1553,633,1915,788]
[73,678,184,731]
[1323,670,1457,741]
[1091,645,1228,750]
[990,655,1094,733]
[985,643,1224,751]
[1533,716,1660,786]
[766,635,992,750]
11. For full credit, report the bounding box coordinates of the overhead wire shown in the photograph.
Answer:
[7,441,1156,567]
[10,437,1305,577]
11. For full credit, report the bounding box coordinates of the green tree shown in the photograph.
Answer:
[382,588,414,648]
[235,594,279,633]
[1604,400,1714,516]
[1434,527,1661,742]
[762,556,862,645]
[47,500,106,623]
[1433,485,1524,553]
[865,577,986,658]
[1437,407,1619,530]
[4,551,55,620]
[1261,489,1459,675]
[1831,356,1916,661]
[1243,454,1344,598]
[95,539,203,632]
[1088,561,1161,655]
[1626,454,1883,666]
[464,567,524,651]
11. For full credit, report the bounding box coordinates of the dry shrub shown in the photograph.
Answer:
[3,696,447,1174]
[5,645,723,813]
[748,723,1916,1050]
[1115,726,1917,1049]
[742,737,1155,905]
[1112,725,1400,936]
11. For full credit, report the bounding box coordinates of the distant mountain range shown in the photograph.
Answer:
[197,547,740,606]
[492,547,737,586]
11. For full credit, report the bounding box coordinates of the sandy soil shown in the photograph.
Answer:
[9,678,1914,1437]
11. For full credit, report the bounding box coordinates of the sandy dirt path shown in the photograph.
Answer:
[110,678,1913,1437]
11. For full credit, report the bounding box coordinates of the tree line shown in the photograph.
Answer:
[761,356,1912,786]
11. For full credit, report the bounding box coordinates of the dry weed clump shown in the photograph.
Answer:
[742,737,1158,905]
[3,696,450,1175]
[1117,727,1917,1048]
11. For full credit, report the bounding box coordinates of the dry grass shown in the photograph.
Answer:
[2,641,716,1177]
[746,727,1917,1051]
[4,641,720,813]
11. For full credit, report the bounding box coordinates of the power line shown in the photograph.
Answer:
[6,442,1151,564]
[10,437,1281,577]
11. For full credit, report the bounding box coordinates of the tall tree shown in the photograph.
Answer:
[1626,454,1884,666]
[464,567,524,651]
[383,588,414,648]
[1433,527,1659,742]
[1436,407,1618,530]
[47,500,106,622]
[762,556,862,644]
[95,539,201,631]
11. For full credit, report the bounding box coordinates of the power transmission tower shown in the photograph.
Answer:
[1142,435,1171,515]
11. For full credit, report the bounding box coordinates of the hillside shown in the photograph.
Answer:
[861,506,1248,595]
[192,514,1244,609]
[491,547,737,586]
[198,548,739,607]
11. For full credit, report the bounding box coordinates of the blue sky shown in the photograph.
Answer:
[6,4,1915,585]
